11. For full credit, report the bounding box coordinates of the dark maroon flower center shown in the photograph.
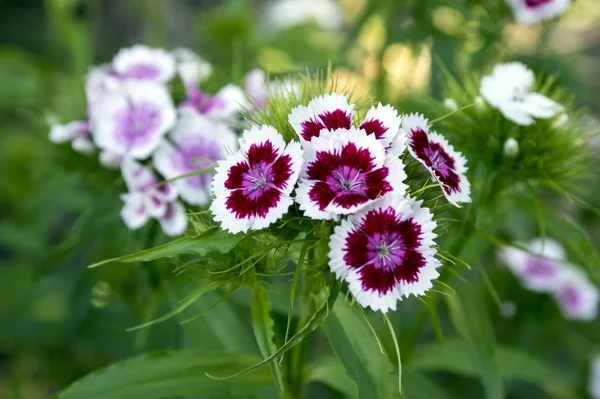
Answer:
[525,0,553,8]
[224,141,292,219]
[306,143,392,211]
[359,118,388,140]
[409,129,461,195]
[300,109,352,141]
[343,208,425,294]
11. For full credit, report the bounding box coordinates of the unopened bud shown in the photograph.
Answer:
[552,113,568,129]
[500,301,517,318]
[475,96,485,111]
[503,137,519,158]
[443,98,458,111]
[72,137,96,156]
[99,151,123,169]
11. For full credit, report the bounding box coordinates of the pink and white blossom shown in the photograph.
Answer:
[172,48,212,87]
[153,113,238,206]
[553,266,599,321]
[403,114,471,206]
[112,45,176,83]
[91,80,176,160]
[295,127,407,220]
[328,194,440,312]
[180,84,246,122]
[210,125,303,234]
[506,0,571,25]
[49,121,96,155]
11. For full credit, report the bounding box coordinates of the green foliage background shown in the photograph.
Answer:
[1,0,599,398]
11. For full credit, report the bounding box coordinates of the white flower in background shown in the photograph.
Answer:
[85,64,121,113]
[244,69,300,109]
[443,98,458,111]
[99,151,124,169]
[153,113,238,206]
[295,127,407,220]
[112,45,176,83]
[403,114,471,206]
[210,125,303,234]
[480,62,564,126]
[506,0,571,25]
[49,121,95,155]
[497,237,566,292]
[120,158,187,236]
[552,266,599,321]
[590,355,600,399]
[91,80,176,160]
[328,194,440,312]
[172,48,212,88]
[267,0,344,31]
[180,83,246,122]
[503,137,520,157]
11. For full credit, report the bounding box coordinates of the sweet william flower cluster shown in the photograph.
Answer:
[210,94,471,312]
[50,45,281,236]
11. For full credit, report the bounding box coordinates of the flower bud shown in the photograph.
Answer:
[503,137,519,158]
[71,137,96,155]
[552,113,569,129]
[475,95,485,111]
[443,98,458,111]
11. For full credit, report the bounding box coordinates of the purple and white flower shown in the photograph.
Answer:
[85,64,122,114]
[180,84,246,122]
[244,69,300,109]
[153,113,238,206]
[91,80,176,159]
[99,151,124,169]
[590,355,600,399]
[403,114,471,206]
[359,104,406,156]
[210,125,303,234]
[480,63,564,126]
[506,0,571,25]
[289,94,355,143]
[295,127,407,220]
[497,238,566,292]
[328,194,440,312]
[112,45,176,83]
[49,121,95,155]
[120,158,187,236]
[553,266,599,321]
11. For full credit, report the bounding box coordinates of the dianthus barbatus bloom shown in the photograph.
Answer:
[295,128,407,220]
[267,0,344,31]
[244,69,300,109]
[590,355,600,399]
[552,266,599,321]
[153,113,238,206]
[120,158,187,236]
[506,0,571,25]
[91,80,176,159]
[403,114,471,206]
[480,62,564,126]
[210,125,303,234]
[172,48,212,87]
[329,194,440,313]
[497,238,566,292]
[112,45,176,83]
[289,93,355,142]
[49,121,95,155]
[180,84,246,122]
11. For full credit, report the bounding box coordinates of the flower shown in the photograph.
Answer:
[244,69,300,109]
[359,104,406,156]
[403,114,471,206]
[480,62,564,126]
[328,194,440,312]
[552,266,599,321]
[112,45,176,83]
[506,0,571,25]
[180,84,246,122]
[90,80,176,159]
[590,355,600,399]
[85,64,121,112]
[120,158,187,236]
[153,113,238,206]
[503,137,520,157]
[99,151,124,169]
[172,48,212,87]
[267,0,344,31]
[49,121,96,155]
[295,127,407,220]
[289,93,355,142]
[210,125,303,234]
[497,238,566,292]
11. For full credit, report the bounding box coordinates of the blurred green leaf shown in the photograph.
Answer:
[89,228,244,268]
[50,350,273,399]
[322,300,401,399]
[251,283,285,397]
[307,356,358,398]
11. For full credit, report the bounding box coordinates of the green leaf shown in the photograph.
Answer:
[89,228,244,268]
[251,283,285,397]
[307,356,358,398]
[51,351,273,399]
[402,371,451,399]
[207,278,341,380]
[322,300,401,399]
[408,338,579,399]
[444,284,504,399]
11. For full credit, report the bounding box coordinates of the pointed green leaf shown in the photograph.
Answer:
[251,283,285,397]
[322,300,402,399]
[89,228,243,268]
[50,351,273,399]
[307,356,358,398]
